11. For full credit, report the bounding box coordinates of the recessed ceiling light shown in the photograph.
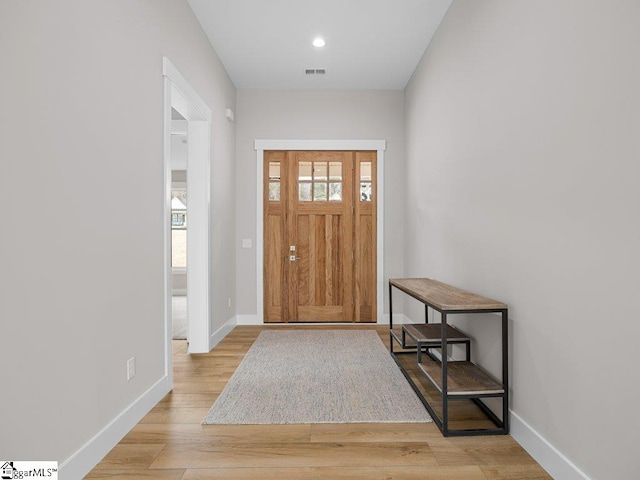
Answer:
[312,37,325,48]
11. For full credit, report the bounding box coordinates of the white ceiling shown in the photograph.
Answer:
[187,0,452,90]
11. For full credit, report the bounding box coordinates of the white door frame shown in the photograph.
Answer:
[254,139,386,324]
[163,57,213,375]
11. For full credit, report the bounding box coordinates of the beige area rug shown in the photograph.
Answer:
[202,330,432,424]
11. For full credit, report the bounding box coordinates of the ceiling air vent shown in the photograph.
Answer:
[305,69,315,75]
[305,69,326,75]
[315,69,326,75]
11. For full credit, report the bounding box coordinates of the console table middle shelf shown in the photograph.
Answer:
[389,277,509,437]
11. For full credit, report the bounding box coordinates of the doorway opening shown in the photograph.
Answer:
[170,108,188,340]
[163,57,213,392]
[255,140,386,325]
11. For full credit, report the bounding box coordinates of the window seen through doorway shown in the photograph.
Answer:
[171,187,187,268]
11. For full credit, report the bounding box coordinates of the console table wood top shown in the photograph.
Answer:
[389,278,507,311]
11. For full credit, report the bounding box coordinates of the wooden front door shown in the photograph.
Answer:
[264,150,376,323]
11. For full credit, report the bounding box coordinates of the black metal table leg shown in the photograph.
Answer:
[441,312,448,435]
[502,309,509,432]
[389,282,394,353]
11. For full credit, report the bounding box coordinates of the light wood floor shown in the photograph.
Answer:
[87,326,552,479]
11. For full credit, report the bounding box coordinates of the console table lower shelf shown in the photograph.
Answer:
[392,352,508,436]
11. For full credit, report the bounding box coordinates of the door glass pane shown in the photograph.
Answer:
[314,162,328,181]
[269,162,281,180]
[268,161,281,201]
[299,182,312,201]
[299,162,312,181]
[360,182,372,201]
[313,182,327,201]
[329,182,342,201]
[360,162,372,201]
[360,161,372,181]
[329,162,342,180]
[269,182,280,201]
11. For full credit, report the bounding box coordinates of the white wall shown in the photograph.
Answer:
[235,90,405,318]
[404,1,640,479]
[171,133,188,171]
[0,0,235,471]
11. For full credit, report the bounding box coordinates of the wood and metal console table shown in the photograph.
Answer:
[389,278,509,437]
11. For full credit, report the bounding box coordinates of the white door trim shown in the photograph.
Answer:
[163,58,213,364]
[254,139,386,324]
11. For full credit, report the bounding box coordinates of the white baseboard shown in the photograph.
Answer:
[237,314,260,325]
[510,410,590,480]
[381,313,410,325]
[59,375,170,480]
[209,315,238,350]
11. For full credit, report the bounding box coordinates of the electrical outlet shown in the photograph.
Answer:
[227,297,232,308]
[127,357,136,381]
